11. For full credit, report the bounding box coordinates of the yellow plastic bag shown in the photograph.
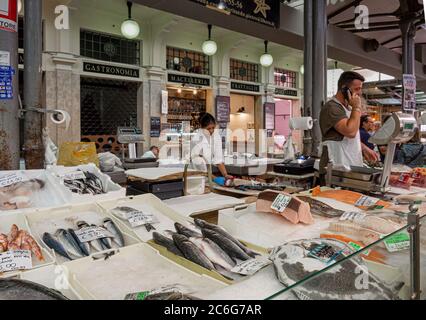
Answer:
[57,142,100,167]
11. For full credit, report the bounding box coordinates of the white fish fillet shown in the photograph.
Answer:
[355,216,403,235]
[328,221,382,245]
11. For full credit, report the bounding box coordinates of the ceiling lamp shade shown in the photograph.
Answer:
[18,0,22,13]
[260,40,273,67]
[202,24,218,56]
[121,1,140,39]
[300,65,305,75]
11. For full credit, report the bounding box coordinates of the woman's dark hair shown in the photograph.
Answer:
[360,115,370,129]
[199,112,216,128]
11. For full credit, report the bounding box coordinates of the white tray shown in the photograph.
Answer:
[0,210,55,278]
[61,243,228,300]
[47,164,126,204]
[218,203,340,249]
[25,203,141,264]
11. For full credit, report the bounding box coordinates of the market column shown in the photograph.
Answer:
[0,0,19,169]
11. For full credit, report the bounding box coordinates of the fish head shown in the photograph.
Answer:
[172,233,189,244]
[76,221,89,228]
[194,219,206,228]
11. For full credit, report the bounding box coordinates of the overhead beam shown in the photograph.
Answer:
[132,0,426,80]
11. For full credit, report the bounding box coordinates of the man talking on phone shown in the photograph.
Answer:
[319,71,379,180]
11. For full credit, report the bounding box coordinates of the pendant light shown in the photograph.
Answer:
[202,24,218,56]
[18,0,22,13]
[260,40,273,68]
[121,1,140,39]
[299,65,305,75]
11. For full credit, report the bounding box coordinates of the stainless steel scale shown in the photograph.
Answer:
[117,127,158,170]
[327,112,418,193]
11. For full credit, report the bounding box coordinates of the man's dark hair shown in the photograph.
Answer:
[338,71,365,90]
[199,112,216,128]
[150,146,159,151]
[360,115,370,129]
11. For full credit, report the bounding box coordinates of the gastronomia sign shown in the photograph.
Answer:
[83,62,140,78]
[189,0,280,28]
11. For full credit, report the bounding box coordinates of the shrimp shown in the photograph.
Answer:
[0,234,8,252]
[21,231,44,261]
[7,224,19,243]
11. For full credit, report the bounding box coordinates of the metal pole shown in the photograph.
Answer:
[0,0,20,170]
[311,0,327,157]
[23,0,44,169]
[408,205,421,300]
[303,0,313,156]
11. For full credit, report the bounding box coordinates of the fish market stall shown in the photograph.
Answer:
[0,170,71,212]
[47,164,126,203]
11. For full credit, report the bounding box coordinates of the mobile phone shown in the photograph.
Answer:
[341,86,352,101]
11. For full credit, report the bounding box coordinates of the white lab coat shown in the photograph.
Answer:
[190,129,224,172]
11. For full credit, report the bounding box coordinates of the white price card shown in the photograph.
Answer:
[0,172,29,188]
[127,210,159,228]
[0,250,33,273]
[355,195,379,208]
[231,258,271,276]
[74,226,113,243]
[62,171,86,181]
[271,194,292,213]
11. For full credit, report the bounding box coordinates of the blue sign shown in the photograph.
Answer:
[0,66,14,100]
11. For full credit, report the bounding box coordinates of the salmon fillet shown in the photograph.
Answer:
[311,186,391,210]
[257,190,314,225]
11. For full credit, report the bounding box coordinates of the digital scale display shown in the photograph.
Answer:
[403,123,415,131]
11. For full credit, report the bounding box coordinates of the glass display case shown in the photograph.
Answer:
[263,210,425,300]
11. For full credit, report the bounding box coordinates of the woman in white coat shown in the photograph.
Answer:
[190,113,232,179]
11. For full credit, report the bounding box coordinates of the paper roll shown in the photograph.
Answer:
[50,110,71,131]
[289,117,313,130]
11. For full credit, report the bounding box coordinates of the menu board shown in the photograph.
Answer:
[264,102,275,130]
[216,96,231,123]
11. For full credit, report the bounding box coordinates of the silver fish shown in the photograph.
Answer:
[194,219,258,258]
[152,232,184,257]
[55,229,84,259]
[201,228,251,261]
[68,228,90,256]
[103,218,125,247]
[175,222,202,238]
[296,196,345,218]
[42,232,72,260]
[0,279,68,300]
[189,237,236,271]
[172,234,215,271]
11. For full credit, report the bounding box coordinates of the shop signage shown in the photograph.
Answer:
[0,0,18,33]
[231,82,260,93]
[150,117,161,138]
[275,88,298,97]
[216,96,231,123]
[167,73,210,87]
[264,102,275,130]
[83,62,140,78]
[403,74,416,112]
[188,0,280,28]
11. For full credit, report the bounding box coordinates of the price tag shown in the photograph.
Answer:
[74,226,113,243]
[355,195,379,208]
[230,258,271,276]
[383,232,410,253]
[0,172,29,188]
[339,212,367,223]
[126,210,159,228]
[124,285,183,300]
[0,250,33,273]
[271,194,292,213]
[62,171,86,181]
[347,242,370,256]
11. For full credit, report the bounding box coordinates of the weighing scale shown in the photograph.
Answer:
[327,112,418,193]
[117,127,158,170]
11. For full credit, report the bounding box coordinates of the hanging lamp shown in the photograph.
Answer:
[202,24,218,56]
[121,1,140,39]
[260,40,273,67]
